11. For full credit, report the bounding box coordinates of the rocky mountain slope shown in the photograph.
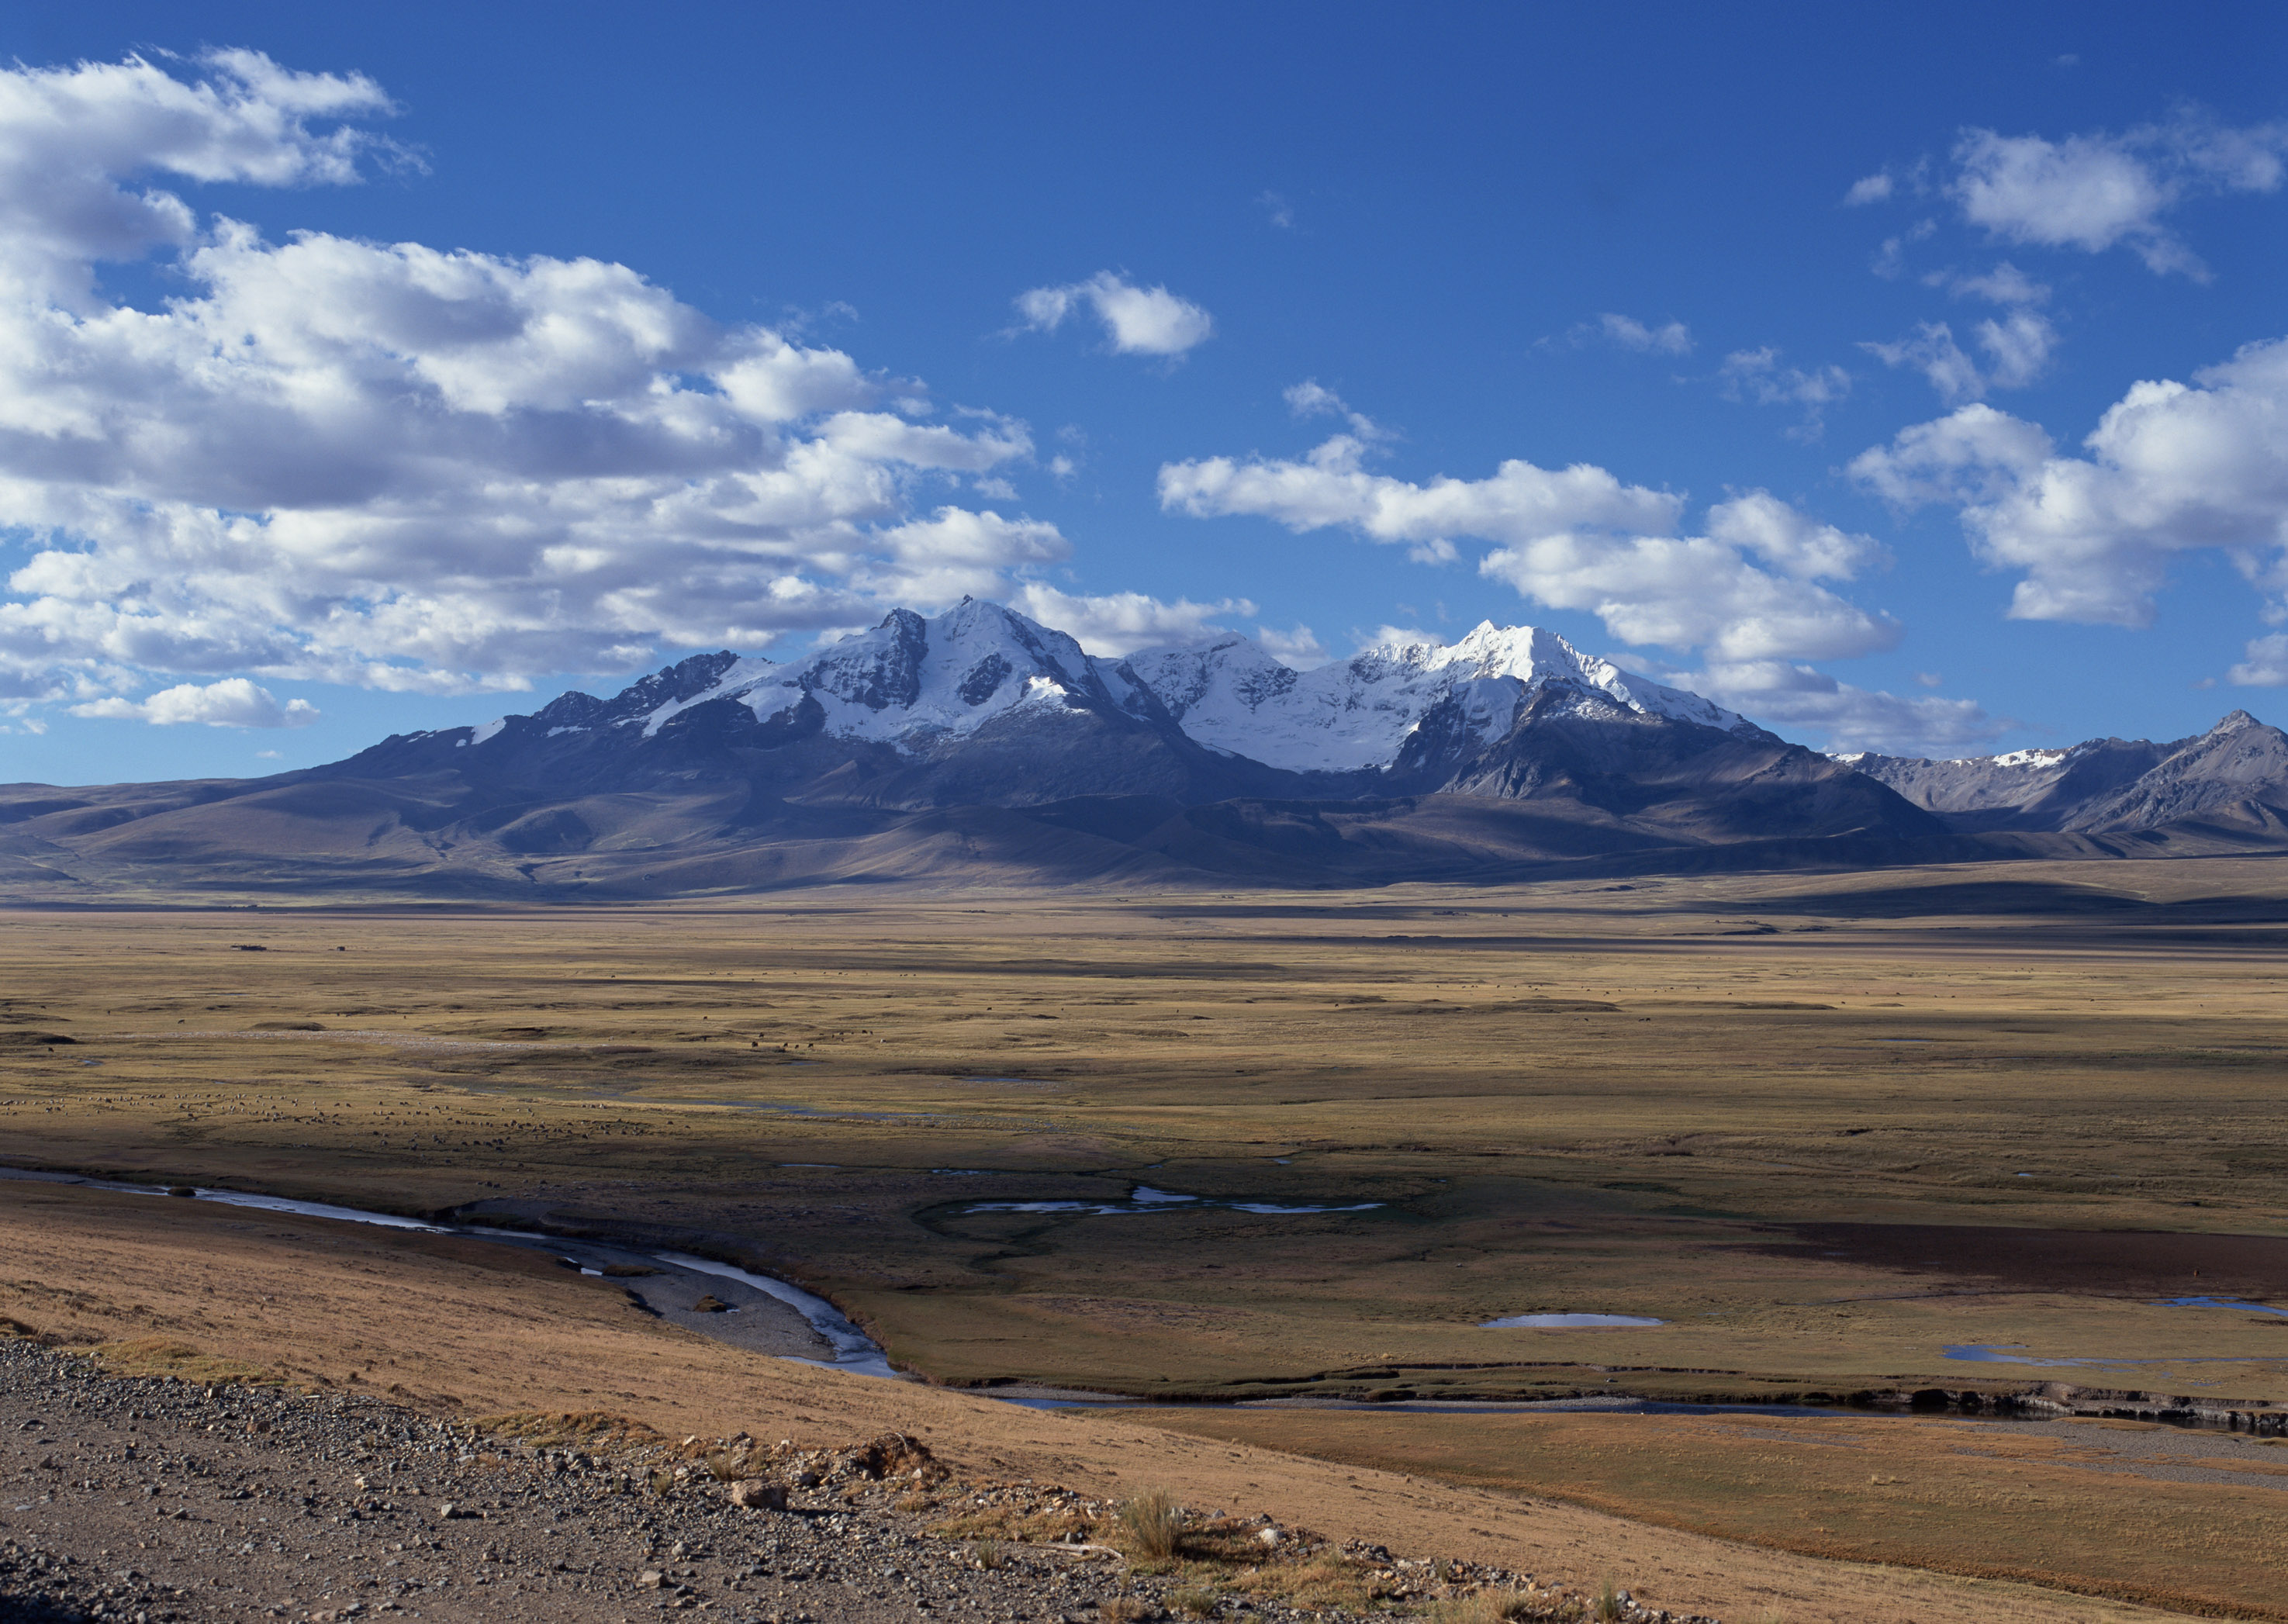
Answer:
[0,599,2274,898]
[1847,711,2288,840]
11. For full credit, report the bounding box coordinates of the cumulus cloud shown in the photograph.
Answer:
[1592,313,1693,354]
[1008,583,1256,657]
[1159,437,1897,663]
[1850,337,2288,633]
[1844,173,1896,206]
[1254,623,1327,669]
[2230,634,2288,686]
[1683,658,2004,757]
[74,676,319,727]
[1948,119,2288,277]
[1014,271,1213,357]
[0,50,1069,714]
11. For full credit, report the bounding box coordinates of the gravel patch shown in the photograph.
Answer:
[0,1338,1711,1624]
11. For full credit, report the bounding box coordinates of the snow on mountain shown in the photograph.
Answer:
[610,599,1157,753]
[441,600,1755,777]
[1126,620,1751,772]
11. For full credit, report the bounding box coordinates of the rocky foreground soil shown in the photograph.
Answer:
[0,1339,1713,1624]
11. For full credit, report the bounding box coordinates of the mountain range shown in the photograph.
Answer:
[2,599,2284,897]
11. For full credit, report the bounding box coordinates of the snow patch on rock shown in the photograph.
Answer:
[1127,620,1750,772]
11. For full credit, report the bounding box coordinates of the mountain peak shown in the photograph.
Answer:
[1127,620,1750,772]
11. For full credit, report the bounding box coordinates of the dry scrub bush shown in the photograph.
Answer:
[1432,1595,1567,1624]
[1237,1551,1388,1614]
[91,1338,279,1387]
[1118,1488,1187,1561]
[468,1410,660,1453]
[1167,1584,1222,1618]
[934,1501,1097,1546]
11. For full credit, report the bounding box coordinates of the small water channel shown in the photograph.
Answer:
[14,1166,2283,1431]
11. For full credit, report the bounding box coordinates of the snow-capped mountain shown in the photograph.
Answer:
[439,599,1753,779]
[0,599,2017,897]
[1125,621,1751,772]
[1847,711,2288,834]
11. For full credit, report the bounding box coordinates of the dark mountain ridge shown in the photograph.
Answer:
[0,601,2276,899]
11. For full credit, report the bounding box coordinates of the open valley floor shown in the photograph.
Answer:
[5,858,2288,1620]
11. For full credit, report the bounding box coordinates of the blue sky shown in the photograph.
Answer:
[1,2,2284,784]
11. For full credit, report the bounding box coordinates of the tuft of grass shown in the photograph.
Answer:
[1098,1597,1156,1622]
[972,1538,1005,1570]
[1429,1592,1564,1623]
[704,1447,750,1482]
[1232,1550,1388,1614]
[1166,1584,1221,1619]
[88,1337,281,1387]
[1118,1488,1187,1561]
[897,1491,936,1513]
[468,1410,662,1453]
[1595,1577,1623,1622]
[646,1468,676,1497]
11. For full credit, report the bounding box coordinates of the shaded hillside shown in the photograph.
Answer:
[5,600,2272,901]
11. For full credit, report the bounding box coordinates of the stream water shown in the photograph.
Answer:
[13,1165,2275,1427]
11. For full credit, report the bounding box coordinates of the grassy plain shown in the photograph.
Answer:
[0,1177,2183,1624]
[5,857,2288,1614]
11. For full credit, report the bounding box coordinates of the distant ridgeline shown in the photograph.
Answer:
[3,599,2285,897]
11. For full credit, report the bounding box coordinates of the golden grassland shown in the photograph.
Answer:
[1122,1404,2288,1618]
[5,856,2288,1615]
[0,1177,2189,1624]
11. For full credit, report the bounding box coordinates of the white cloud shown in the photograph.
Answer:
[1594,313,1692,355]
[1948,119,2288,277]
[0,48,400,308]
[1007,583,1256,657]
[1850,337,2288,628]
[1257,191,1294,229]
[1159,436,1897,663]
[74,676,318,727]
[1862,313,2057,403]
[1014,271,1214,357]
[0,51,1068,714]
[1718,347,1851,439]
[1844,173,1895,206]
[1862,324,1984,405]
[1254,623,1327,669]
[1948,261,2049,306]
[2230,634,2288,686]
[1683,658,2004,757]
[1976,310,2057,389]
[1284,380,1388,441]
[1704,490,1887,580]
